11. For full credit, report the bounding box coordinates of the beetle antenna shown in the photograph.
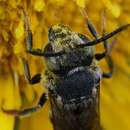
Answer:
[27,24,129,57]
[76,24,130,48]
[26,49,65,57]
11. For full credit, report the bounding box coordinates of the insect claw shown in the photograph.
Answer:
[2,108,19,116]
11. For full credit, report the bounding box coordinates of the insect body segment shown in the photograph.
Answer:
[54,68,99,104]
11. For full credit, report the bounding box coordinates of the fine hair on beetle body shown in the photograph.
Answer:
[2,7,130,130]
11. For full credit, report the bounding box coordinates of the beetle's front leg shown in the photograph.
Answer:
[23,10,45,55]
[95,10,117,61]
[23,10,65,57]
[21,56,41,84]
[81,8,116,60]
[23,9,35,51]
[102,56,114,78]
[81,8,98,39]
[2,93,47,116]
[18,93,47,117]
[95,10,115,78]
[23,9,33,50]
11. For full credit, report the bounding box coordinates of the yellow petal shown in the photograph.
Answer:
[15,21,24,39]
[76,0,85,8]
[34,0,45,12]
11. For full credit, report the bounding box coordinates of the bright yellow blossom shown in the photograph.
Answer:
[0,0,130,130]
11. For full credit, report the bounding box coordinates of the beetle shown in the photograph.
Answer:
[3,8,129,130]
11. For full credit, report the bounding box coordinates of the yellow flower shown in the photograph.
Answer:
[0,0,130,130]
[34,0,45,12]
[76,0,85,8]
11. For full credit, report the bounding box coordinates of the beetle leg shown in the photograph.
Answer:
[20,56,41,84]
[102,56,114,78]
[81,8,98,39]
[23,9,64,57]
[81,8,114,78]
[95,36,117,60]
[81,8,116,60]
[19,93,47,117]
[2,93,47,116]
[23,10,45,53]
[95,10,117,60]
[96,10,114,78]
[23,9,33,50]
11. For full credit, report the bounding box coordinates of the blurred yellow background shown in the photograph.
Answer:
[0,0,130,130]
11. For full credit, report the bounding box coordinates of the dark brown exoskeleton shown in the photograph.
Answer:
[3,8,129,130]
